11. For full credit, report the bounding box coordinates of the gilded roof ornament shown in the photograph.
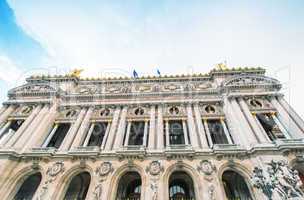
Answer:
[216,62,228,71]
[70,69,83,78]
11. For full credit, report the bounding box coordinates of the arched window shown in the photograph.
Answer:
[222,170,252,200]
[63,172,91,200]
[116,171,142,200]
[169,171,195,200]
[13,172,42,200]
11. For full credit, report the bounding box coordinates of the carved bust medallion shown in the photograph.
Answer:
[96,162,113,177]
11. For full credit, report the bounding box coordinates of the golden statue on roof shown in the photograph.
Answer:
[70,69,83,78]
[216,62,228,70]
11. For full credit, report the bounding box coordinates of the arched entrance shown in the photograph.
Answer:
[13,172,42,200]
[116,171,142,200]
[169,171,195,200]
[222,170,252,200]
[63,171,91,200]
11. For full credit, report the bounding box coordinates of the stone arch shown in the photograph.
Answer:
[217,161,256,200]
[3,164,44,200]
[51,163,94,200]
[161,162,202,200]
[108,163,146,200]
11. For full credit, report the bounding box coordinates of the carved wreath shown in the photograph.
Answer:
[46,161,65,177]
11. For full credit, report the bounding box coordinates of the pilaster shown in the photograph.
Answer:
[113,106,128,149]
[186,104,199,148]
[148,105,156,149]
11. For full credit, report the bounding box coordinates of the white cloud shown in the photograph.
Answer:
[5,1,304,118]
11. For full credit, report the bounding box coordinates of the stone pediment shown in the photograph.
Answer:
[8,83,57,97]
[221,75,281,90]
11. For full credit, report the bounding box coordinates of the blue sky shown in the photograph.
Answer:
[0,0,304,116]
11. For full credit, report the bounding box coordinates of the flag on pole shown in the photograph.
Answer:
[157,69,161,76]
[133,70,139,78]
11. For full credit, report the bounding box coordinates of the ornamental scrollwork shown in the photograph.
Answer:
[251,160,304,199]
[197,160,216,176]
[46,161,65,177]
[146,161,164,176]
[39,161,65,199]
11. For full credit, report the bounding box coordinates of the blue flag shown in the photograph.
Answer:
[157,69,161,76]
[133,70,139,78]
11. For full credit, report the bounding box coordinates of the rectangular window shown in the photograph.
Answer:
[168,120,185,145]
[0,120,24,141]
[87,122,108,146]
[256,113,285,141]
[207,119,229,144]
[128,121,145,145]
[47,123,71,148]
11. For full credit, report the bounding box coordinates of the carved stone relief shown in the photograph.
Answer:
[251,160,304,199]
[39,161,65,199]
[93,162,114,200]
[146,161,164,176]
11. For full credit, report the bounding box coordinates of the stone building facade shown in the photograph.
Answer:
[0,67,303,200]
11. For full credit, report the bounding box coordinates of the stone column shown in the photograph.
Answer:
[101,122,111,149]
[220,119,233,144]
[124,121,132,147]
[15,105,50,149]
[278,97,304,131]
[238,98,269,143]
[203,119,213,148]
[148,105,156,149]
[0,105,7,116]
[143,120,148,147]
[165,119,170,147]
[0,105,16,126]
[186,104,199,148]
[82,123,94,147]
[5,105,42,147]
[270,97,303,138]
[104,107,121,150]
[60,108,87,150]
[229,98,257,147]
[42,123,59,147]
[71,107,94,148]
[193,104,209,149]
[0,121,12,145]
[271,113,291,139]
[156,105,164,149]
[182,119,189,145]
[24,103,57,150]
[113,106,128,149]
